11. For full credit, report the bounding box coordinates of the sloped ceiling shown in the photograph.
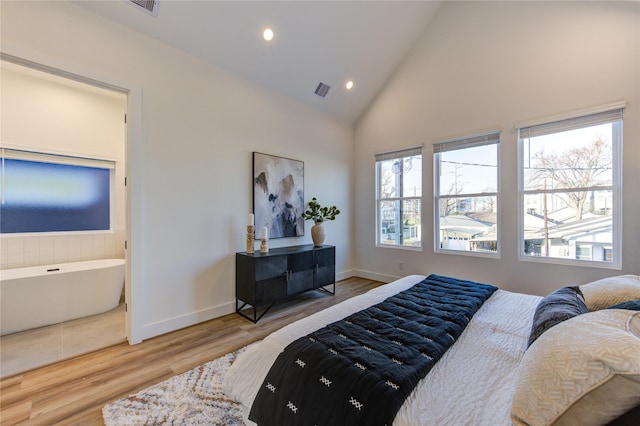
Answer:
[74,1,443,124]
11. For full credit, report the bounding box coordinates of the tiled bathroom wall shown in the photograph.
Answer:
[0,229,126,270]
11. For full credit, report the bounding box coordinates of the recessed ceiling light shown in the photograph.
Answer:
[345,80,354,90]
[263,28,274,41]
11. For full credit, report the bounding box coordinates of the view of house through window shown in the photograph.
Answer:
[518,108,622,265]
[375,147,422,248]
[0,149,114,234]
[433,132,500,255]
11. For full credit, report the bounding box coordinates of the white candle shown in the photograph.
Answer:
[248,213,254,226]
[262,226,268,240]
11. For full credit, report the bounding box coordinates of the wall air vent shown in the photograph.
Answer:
[314,82,331,98]
[129,0,160,16]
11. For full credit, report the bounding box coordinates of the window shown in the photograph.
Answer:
[375,146,422,248]
[1,148,114,234]
[434,132,500,255]
[518,107,623,267]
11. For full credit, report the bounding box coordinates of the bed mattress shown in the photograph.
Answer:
[222,275,542,425]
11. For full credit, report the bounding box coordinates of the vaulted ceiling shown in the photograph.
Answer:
[75,1,443,124]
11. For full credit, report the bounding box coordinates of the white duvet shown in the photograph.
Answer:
[222,275,541,425]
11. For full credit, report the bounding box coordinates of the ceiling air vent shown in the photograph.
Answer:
[314,82,331,98]
[129,0,160,16]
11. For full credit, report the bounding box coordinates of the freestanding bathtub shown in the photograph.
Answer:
[0,259,125,336]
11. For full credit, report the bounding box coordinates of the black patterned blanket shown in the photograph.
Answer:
[249,274,498,426]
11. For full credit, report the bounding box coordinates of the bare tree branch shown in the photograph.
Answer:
[527,137,611,220]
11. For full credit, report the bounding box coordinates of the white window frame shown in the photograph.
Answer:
[433,131,501,258]
[375,146,423,250]
[516,104,623,269]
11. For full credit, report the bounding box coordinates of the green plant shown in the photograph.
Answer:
[302,197,340,223]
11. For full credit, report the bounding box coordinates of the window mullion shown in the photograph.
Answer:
[524,185,613,195]
[439,191,498,199]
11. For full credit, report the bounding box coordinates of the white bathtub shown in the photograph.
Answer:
[0,259,125,336]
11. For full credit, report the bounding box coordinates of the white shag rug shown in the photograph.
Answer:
[102,349,245,425]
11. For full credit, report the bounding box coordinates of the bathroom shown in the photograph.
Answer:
[0,59,128,377]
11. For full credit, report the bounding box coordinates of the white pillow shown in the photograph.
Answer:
[580,274,640,311]
[511,309,640,426]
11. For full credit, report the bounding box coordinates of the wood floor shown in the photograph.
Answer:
[0,277,383,425]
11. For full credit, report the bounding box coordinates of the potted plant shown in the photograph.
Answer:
[302,197,340,246]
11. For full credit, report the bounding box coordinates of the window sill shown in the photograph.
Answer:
[376,243,422,252]
[435,248,500,259]
[518,254,622,270]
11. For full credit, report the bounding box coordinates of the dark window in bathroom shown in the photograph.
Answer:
[1,155,112,233]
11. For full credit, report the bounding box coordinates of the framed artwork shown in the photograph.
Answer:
[253,152,305,239]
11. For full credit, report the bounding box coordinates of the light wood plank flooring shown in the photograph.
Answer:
[0,277,383,425]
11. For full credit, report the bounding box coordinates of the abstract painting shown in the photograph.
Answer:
[253,152,304,238]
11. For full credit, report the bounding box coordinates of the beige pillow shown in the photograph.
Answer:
[580,274,640,311]
[511,309,640,426]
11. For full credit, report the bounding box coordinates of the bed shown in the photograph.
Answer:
[222,274,640,426]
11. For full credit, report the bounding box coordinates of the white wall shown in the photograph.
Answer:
[0,65,127,269]
[0,1,354,342]
[354,1,640,295]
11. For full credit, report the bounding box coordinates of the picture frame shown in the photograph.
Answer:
[253,152,305,239]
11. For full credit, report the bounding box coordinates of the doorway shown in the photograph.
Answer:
[0,57,130,377]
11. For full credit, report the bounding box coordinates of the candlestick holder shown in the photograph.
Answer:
[260,236,269,254]
[246,225,255,253]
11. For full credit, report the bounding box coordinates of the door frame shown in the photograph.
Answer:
[0,51,145,344]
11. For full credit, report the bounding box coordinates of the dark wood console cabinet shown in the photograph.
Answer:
[235,244,335,323]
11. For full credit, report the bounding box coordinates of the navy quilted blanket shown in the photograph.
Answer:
[249,274,498,426]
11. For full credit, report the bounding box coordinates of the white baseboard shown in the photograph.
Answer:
[336,269,357,281]
[350,269,401,283]
[140,302,235,342]
[336,269,403,283]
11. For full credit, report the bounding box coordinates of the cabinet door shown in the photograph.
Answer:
[255,256,287,303]
[255,255,287,280]
[314,247,335,288]
[256,277,287,303]
[287,251,314,295]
